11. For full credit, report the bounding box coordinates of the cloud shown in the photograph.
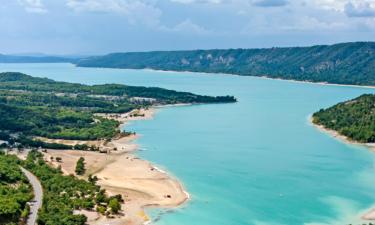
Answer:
[345,1,375,17]
[253,0,288,7]
[310,0,348,11]
[17,0,47,13]
[169,19,211,34]
[66,0,162,26]
[3,0,375,54]
[280,16,347,31]
[169,0,224,3]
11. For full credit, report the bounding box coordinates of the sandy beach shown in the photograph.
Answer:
[41,108,189,225]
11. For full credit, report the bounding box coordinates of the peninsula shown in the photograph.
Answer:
[312,94,375,147]
[311,94,375,221]
[0,72,236,225]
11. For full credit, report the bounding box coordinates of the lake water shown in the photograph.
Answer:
[1,63,375,225]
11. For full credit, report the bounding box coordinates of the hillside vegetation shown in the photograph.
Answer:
[77,42,375,86]
[0,72,235,149]
[22,150,122,225]
[312,94,375,143]
[0,149,123,225]
[0,153,33,225]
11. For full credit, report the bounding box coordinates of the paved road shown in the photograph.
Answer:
[20,167,43,225]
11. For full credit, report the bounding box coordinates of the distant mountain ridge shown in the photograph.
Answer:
[2,42,375,86]
[0,54,77,63]
[76,42,375,86]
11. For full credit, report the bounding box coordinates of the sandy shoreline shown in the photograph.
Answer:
[309,116,375,220]
[309,116,375,152]
[39,107,189,225]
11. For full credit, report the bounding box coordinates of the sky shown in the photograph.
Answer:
[0,0,374,54]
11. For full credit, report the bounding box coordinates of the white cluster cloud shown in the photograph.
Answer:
[66,0,162,26]
[163,19,211,34]
[17,0,47,13]
[345,1,375,17]
[310,0,375,17]
[66,0,213,34]
[12,0,375,42]
[253,0,288,7]
[310,0,348,11]
[169,0,225,3]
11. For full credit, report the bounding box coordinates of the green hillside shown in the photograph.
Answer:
[312,94,375,143]
[0,72,235,149]
[77,42,375,86]
[0,153,33,225]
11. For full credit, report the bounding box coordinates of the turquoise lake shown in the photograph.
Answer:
[1,63,375,225]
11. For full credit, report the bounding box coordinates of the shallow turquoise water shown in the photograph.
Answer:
[1,63,375,225]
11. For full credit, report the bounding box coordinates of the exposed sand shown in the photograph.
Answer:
[309,116,375,152]
[96,108,156,125]
[35,137,105,147]
[42,108,189,225]
[362,208,375,220]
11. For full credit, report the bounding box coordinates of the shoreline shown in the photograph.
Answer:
[308,115,375,152]
[140,68,375,89]
[308,115,375,221]
[61,63,374,90]
[42,107,189,225]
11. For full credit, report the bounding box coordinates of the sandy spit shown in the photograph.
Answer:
[42,107,189,225]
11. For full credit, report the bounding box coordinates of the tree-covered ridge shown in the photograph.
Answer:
[312,94,375,143]
[77,42,375,86]
[0,102,121,142]
[0,153,33,225]
[0,72,236,104]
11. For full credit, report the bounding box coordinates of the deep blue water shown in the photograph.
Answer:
[1,63,375,225]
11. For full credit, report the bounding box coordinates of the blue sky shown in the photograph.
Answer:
[1,0,375,54]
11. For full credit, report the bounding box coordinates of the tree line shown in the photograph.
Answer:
[312,94,375,143]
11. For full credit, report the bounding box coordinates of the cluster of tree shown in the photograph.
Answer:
[0,89,139,114]
[312,94,375,143]
[77,42,375,86]
[0,103,120,141]
[0,153,33,225]
[23,150,123,225]
[75,157,85,175]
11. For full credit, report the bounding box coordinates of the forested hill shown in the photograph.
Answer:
[77,42,375,86]
[312,94,375,143]
[0,72,235,149]
[0,72,236,104]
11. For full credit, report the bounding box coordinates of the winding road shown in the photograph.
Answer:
[20,167,43,225]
